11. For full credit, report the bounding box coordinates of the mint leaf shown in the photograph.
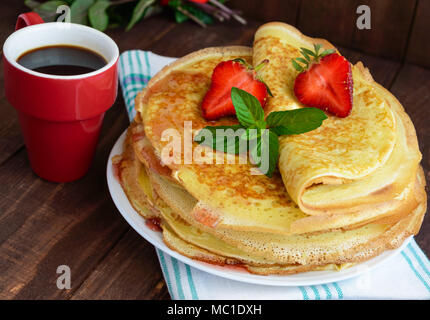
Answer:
[231,87,265,127]
[32,0,67,22]
[88,0,110,31]
[71,0,95,24]
[270,126,294,136]
[266,108,327,135]
[244,128,261,141]
[126,0,156,31]
[249,130,279,178]
[25,0,42,9]
[194,125,247,154]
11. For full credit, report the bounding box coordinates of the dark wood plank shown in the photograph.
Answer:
[0,14,177,299]
[228,0,301,24]
[149,19,260,57]
[298,0,416,61]
[406,0,430,68]
[0,1,30,165]
[0,0,27,45]
[352,0,416,61]
[339,46,401,88]
[71,229,168,300]
[108,14,177,53]
[389,64,430,253]
[0,100,129,299]
[298,0,361,51]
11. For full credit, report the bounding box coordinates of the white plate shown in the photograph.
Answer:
[107,129,411,286]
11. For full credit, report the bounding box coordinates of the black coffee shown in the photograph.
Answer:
[17,45,107,76]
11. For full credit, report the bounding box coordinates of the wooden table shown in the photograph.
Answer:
[0,2,429,300]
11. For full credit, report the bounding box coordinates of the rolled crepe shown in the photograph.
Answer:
[253,23,423,224]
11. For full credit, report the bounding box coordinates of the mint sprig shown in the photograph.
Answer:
[194,88,327,177]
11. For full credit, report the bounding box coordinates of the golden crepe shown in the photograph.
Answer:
[117,127,425,273]
[114,22,427,275]
[253,23,422,224]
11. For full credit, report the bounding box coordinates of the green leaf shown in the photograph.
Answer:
[256,75,273,97]
[231,87,265,127]
[169,0,213,25]
[33,0,67,22]
[270,126,294,136]
[174,9,188,24]
[194,125,247,154]
[291,59,303,72]
[300,49,311,61]
[300,47,316,57]
[240,127,260,141]
[295,57,308,65]
[255,119,267,130]
[264,81,273,97]
[25,0,41,9]
[182,3,214,24]
[321,49,336,57]
[71,0,95,25]
[266,108,327,135]
[232,58,248,66]
[249,130,279,178]
[88,0,110,31]
[35,0,64,10]
[314,43,322,55]
[126,0,156,31]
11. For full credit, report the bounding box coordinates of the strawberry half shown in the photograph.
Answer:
[292,45,353,118]
[201,59,270,121]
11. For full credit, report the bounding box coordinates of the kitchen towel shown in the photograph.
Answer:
[118,50,430,300]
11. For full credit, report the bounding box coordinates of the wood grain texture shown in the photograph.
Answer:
[0,14,174,300]
[406,0,430,68]
[149,19,259,56]
[0,100,130,299]
[72,230,169,300]
[389,64,430,250]
[228,0,301,24]
[298,0,357,47]
[298,0,417,61]
[0,1,28,165]
[339,46,401,88]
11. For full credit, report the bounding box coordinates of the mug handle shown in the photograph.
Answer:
[15,12,44,30]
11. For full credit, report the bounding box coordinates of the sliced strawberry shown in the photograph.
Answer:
[201,59,269,121]
[292,46,353,118]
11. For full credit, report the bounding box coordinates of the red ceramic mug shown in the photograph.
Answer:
[3,13,119,182]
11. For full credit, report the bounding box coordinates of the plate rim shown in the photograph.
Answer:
[106,129,411,287]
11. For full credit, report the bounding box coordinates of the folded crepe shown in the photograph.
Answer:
[115,22,427,275]
[117,124,425,273]
[253,23,422,225]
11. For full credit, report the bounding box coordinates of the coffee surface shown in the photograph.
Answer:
[17,45,107,76]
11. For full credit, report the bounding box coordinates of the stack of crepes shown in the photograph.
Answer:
[114,22,427,275]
